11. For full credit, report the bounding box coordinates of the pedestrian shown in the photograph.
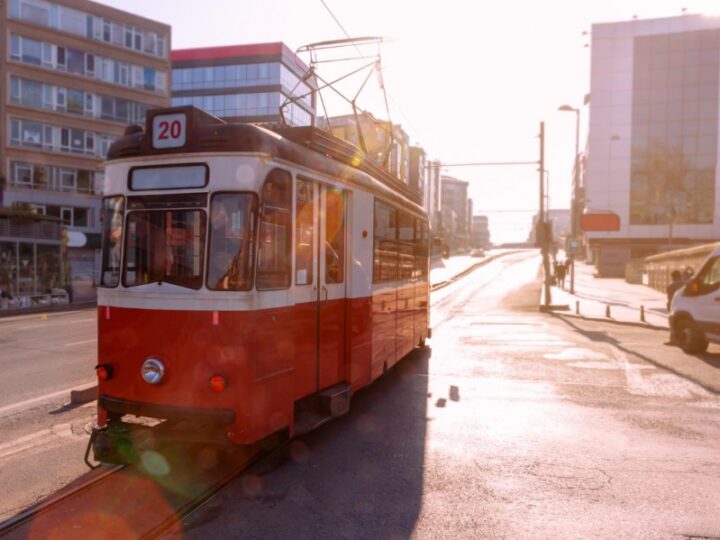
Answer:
[556,261,567,289]
[665,269,684,346]
[666,270,683,311]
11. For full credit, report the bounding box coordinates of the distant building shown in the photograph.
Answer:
[528,209,571,247]
[409,145,427,198]
[586,14,720,276]
[471,215,491,248]
[441,175,469,250]
[327,112,410,183]
[467,198,473,239]
[171,42,315,126]
[0,0,171,305]
[427,159,442,233]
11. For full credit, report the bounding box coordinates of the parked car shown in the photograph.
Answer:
[470,248,485,258]
[669,245,720,353]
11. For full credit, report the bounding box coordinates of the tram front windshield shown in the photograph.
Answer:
[123,210,206,289]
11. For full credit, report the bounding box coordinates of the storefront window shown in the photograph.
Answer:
[18,243,35,295]
[36,244,61,292]
[0,242,17,298]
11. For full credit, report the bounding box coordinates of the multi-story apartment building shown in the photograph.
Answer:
[171,43,315,126]
[0,0,171,305]
[586,14,720,276]
[440,175,469,251]
[327,112,410,184]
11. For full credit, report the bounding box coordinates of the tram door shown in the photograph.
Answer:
[295,178,347,392]
[317,184,347,390]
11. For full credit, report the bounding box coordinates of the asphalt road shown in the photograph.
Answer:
[3,251,720,538]
[164,250,720,539]
[0,309,97,412]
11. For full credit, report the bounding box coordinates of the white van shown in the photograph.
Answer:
[669,245,720,353]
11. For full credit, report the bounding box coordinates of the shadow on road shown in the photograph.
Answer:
[177,345,431,539]
[551,314,720,396]
[695,351,720,370]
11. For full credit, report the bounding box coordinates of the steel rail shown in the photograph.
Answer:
[140,436,289,539]
[0,464,125,537]
[430,251,520,293]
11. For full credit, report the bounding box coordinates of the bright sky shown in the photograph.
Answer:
[99,0,720,243]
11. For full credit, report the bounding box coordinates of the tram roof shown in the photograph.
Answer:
[107,106,425,212]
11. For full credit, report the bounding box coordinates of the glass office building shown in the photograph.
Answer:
[586,14,720,276]
[171,43,316,126]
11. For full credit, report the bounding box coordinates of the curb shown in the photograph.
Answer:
[540,281,668,331]
[539,304,570,312]
[0,302,96,319]
[548,311,668,331]
[70,384,98,405]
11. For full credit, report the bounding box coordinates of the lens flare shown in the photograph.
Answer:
[141,450,171,476]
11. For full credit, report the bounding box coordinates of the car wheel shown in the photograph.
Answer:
[675,319,709,354]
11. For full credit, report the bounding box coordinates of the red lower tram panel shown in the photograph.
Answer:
[89,294,428,466]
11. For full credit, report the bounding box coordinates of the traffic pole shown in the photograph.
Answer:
[540,122,551,307]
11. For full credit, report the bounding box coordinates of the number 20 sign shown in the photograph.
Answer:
[152,113,187,149]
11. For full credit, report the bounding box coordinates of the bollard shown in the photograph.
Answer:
[576,300,580,315]
[640,305,645,322]
[605,305,611,318]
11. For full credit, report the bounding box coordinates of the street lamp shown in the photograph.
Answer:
[558,104,580,294]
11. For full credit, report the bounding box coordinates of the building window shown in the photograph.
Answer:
[9,33,168,94]
[10,118,114,157]
[9,1,168,58]
[10,162,99,194]
[629,30,719,225]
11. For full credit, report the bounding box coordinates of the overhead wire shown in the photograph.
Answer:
[318,0,428,146]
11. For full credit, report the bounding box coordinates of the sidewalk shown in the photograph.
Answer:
[544,260,669,330]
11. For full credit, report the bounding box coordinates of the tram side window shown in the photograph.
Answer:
[325,187,345,284]
[295,178,313,286]
[398,211,415,279]
[207,193,257,291]
[373,200,398,282]
[100,195,124,287]
[257,169,292,290]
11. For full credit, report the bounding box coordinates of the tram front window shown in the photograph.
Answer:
[123,210,206,289]
[207,193,257,290]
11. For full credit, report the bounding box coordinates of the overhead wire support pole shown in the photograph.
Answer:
[540,121,552,307]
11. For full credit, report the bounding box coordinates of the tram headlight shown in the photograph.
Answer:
[141,357,165,385]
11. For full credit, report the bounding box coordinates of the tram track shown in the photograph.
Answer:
[0,464,125,537]
[0,252,530,539]
[430,251,538,331]
[0,435,284,540]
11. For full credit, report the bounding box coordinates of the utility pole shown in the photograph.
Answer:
[540,122,551,307]
[570,109,580,294]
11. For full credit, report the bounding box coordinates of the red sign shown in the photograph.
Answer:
[581,213,620,232]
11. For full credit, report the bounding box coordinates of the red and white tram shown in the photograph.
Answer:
[90,106,430,464]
